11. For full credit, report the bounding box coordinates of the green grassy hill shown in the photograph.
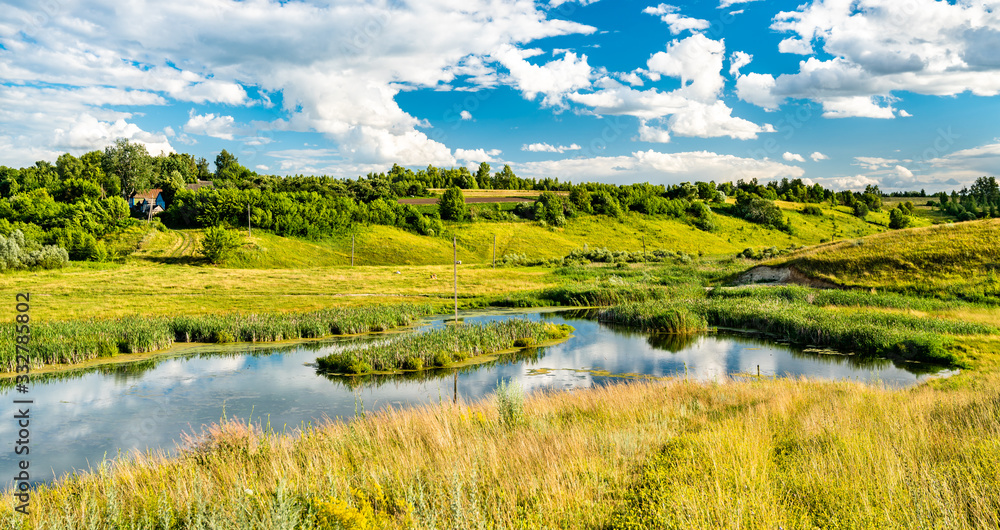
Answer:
[4,199,922,322]
[132,200,894,269]
[766,218,1000,301]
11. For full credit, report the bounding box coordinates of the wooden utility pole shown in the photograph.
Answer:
[453,236,458,320]
[492,234,496,268]
[248,204,252,237]
[351,235,355,267]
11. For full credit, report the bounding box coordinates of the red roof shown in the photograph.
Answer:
[131,189,163,200]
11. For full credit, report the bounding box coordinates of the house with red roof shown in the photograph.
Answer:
[129,189,166,215]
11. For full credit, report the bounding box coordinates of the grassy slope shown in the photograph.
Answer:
[768,218,1000,300]
[141,202,891,268]
[6,208,1000,527]
[1,201,886,322]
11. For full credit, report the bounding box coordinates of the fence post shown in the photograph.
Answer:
[453,236,458,320]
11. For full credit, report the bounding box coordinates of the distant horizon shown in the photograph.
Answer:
[2,0,999,192]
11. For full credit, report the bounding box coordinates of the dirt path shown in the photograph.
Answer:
[173,230,196,258]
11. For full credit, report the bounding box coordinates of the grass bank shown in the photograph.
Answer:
[315,318,572,374]
[766,218,1000,303]
[592,285,997,367]
[5,372,1000,528]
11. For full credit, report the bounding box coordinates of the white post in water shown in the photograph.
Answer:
[453,236,458,320]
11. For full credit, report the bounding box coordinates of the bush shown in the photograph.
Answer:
[801,205,823,216]
[591,191,624,218]
[199,226,244,264]
[432,352,452,367]
[438,187,468,221]
[853,202,869,218]
[496,380,525,429]
[889,207,912,229]
[733,194,792,232]
[0,229,68,271]
[687,201,715,231]
[569,188,593,213]
[533,192,568,227]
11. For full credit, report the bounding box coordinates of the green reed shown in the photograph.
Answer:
[0,304,433,372]
[316,318,573,375]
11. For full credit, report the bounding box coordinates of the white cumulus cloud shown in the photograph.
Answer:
[0,0,597,167]
[517,149,803,184]
[643,4,710,35]
[522,142,582,153]
[783,152,805,162]
[570,33,772,140]
[455,148,503,162]
[184,111,237,140]
[737,0,1000,118]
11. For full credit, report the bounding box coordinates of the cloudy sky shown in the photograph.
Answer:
[2,0,1000,191]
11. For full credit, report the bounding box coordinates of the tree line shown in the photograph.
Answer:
[0,138,995,268]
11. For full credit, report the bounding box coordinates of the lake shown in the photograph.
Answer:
[0,309,951,485]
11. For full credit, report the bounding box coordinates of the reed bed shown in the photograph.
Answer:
[713,284,965,311]
[703,288,998,365]
[594,287,997,366]
[0,304,432,372]
[598,300,709,333]
[5,373,1000,528]
[491,283,669,308]
[702,296,959,364]
[315,318,573,374]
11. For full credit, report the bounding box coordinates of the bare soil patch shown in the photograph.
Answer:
[733,265,840,289]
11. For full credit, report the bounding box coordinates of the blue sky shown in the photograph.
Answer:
[2,0,1000,191]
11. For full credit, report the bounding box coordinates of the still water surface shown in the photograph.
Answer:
[1,309,950,484]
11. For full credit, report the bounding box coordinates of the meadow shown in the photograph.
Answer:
[3,210,1000,528]
[4,372,999,528]
[0,200,885,322]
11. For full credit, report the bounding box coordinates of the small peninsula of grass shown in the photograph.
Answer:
[316,318,573,375]
[598,300,709,333]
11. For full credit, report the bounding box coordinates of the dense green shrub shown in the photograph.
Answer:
[889,207,912,229]
[733,194,792,233]
[853,202,869,218]
[199,226,244,264]
[438,187,468,221]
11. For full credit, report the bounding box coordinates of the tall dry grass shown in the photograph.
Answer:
[4,373,1000,528]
